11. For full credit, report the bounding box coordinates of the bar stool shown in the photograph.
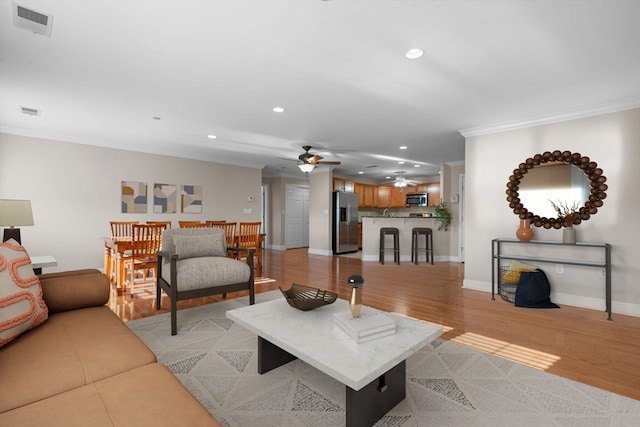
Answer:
[379,227,400,265]
[411,227,434,265]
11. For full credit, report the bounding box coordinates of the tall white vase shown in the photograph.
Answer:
[563,227,576,244]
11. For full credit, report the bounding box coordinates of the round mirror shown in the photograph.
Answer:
[505,150,608,229]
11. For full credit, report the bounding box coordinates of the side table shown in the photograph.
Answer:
[30,255,57,275]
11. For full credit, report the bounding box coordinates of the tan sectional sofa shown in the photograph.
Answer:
[0,269,221,427]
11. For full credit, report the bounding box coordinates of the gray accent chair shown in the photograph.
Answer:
[156,227,255,335]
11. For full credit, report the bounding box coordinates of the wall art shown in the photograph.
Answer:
[153,183,177,213]
[121,181,147,213]
[181,185,203,213]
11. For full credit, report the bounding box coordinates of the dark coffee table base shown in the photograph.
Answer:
[257,336,406,427]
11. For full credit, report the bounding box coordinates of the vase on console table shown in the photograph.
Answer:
[562,227,576,244]
[348,274,364,318]
[516,219,534,241]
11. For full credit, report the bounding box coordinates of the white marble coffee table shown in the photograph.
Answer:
[226,297,442,427]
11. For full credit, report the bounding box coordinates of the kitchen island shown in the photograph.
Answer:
[361,217,449,262]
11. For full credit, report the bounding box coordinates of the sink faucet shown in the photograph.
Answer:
[383,208,390,217]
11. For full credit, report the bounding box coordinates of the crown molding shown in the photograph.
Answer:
[458,98,640,138]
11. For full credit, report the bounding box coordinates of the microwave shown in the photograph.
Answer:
[405,193,428,207]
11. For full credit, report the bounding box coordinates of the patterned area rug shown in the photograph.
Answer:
[127,292,639,427]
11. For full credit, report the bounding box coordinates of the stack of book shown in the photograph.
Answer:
[333,307,396,343]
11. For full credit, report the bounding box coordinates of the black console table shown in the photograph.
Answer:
[491,238,612,320]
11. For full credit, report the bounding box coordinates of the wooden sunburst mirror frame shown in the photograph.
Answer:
[505,150,608,229]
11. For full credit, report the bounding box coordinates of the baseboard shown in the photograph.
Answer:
[308,248,333,256]
[270,245,287,251]
[462,279,640,318]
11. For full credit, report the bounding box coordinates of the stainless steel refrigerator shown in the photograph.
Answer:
[332,191,359,254]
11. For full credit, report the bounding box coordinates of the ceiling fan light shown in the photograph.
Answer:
[298,163,315,173]
[394,180,407,188]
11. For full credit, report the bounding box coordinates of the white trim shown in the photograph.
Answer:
[459,99,640,137]
[462,280,640,317]
[308,248,332,256]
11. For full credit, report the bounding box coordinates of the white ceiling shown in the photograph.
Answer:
[1,0,639,182]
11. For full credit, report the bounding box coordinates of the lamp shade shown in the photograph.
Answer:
[298,163,315,173]
[0,199,34,227]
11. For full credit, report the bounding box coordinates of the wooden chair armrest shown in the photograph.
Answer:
[227,247,255,255]
[157,250,178,260]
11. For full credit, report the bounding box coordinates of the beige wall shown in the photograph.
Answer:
[0,133,262,272]
[308,169,332,255]
[463,108,640,316]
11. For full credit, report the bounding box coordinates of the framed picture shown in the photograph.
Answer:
[121,181,147,213]
[181,185,203,213]
[153,183,177,213]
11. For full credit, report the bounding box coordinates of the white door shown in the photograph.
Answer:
[285,185,309,248]
[459,174,465,262]
[261,184,269,248]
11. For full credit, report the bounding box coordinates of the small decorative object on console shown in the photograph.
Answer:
[347,274,364,318]
[279,283,338,311]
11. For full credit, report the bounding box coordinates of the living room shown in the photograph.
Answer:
[1,1,639,425]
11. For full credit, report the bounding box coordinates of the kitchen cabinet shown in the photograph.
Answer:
[354,183,365,206]
[334,178,354,192]
[344,180,355,192]
[358,223,362,249]
[378,186,391,208]
[415,184,428,193]
[390,187,407,208]
[364,185,377,207]
[427,183,440,206]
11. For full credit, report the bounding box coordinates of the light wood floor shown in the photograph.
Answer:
[109,248,640,401]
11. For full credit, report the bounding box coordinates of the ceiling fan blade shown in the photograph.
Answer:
[317,161,341,165]
[307,154,325,165]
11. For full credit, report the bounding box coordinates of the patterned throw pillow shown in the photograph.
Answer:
[0,239,48,347]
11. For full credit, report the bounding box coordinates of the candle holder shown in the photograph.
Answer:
[348,275,364,318]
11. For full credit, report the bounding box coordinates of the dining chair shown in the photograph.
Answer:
[107,221,138,287]
[205,220,226,225]
[178,221,206,228]
[210,222,237,254]
[147,220,172,229]
[122,223,165,296]
[237,221,262,275]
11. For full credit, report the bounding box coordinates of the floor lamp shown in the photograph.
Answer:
[0,199,34,245]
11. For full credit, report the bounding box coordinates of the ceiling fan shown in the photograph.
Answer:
[297,145,341,173]
[382,172,422,188]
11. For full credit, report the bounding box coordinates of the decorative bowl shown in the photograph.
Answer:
[279,283,338,311]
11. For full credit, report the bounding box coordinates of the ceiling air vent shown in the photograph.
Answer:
[20,106,40,116]
[13,2,53,37]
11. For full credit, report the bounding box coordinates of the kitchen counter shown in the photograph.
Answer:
[361,217,448,262]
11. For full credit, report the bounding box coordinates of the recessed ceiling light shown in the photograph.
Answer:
[399,146,407,150]
[405,48,424,59]
[385,176,391,180]
[414,164,420,168]
[153,116,161,120]
[207,135,217,139]
[358,171,364,174]
[273,107,284,113]
[398,161,405,165]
